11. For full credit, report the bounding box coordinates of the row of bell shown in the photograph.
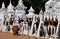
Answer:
[44,16,58,27]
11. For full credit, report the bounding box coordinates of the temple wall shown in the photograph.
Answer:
[0,12,4,22]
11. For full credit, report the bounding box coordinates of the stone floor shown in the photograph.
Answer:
[0,32,58,39]
[0,32,37,39]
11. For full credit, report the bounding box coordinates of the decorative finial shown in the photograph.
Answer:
[28,6,34,12]
[19,0,23,3]
[39,9,43,14]
[10,0,12,5]
[2,2,5,9]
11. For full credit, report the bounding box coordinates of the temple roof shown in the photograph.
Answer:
[55,2,60,8]
[16,0,27,10]
[27,6,35,18]
[45,0,55,7]
[54,2,60,13]
[7,0,14,12]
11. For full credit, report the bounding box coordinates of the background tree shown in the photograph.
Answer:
[23,0,48,14]
[0,0,48,14]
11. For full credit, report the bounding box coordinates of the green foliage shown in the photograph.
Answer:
[11,0,18,7]
[0,0,48,13]
[4,0,10,8]
[0,0,3,8]
[23,0,48,12]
